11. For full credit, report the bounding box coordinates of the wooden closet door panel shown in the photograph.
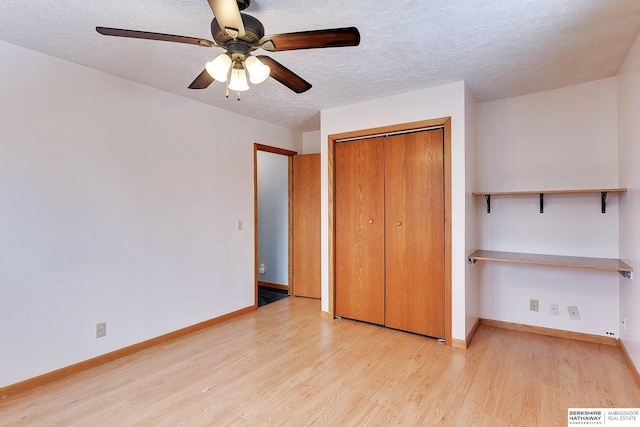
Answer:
[292,154,321,298]
[335,138,385,325]
[384,129,445,337]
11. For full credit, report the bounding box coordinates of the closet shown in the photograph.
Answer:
[334,128,445,338]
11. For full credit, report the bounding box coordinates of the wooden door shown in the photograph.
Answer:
[292,154,321,298]
[335,137,385,325]
[384,129,445,337]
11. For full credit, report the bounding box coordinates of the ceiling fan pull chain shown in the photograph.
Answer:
[237,92,241,101]
[225,85,230,99]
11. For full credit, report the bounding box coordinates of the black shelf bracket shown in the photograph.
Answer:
[468,258,477,265]
[479,189,621,214]
[621,271,633,279]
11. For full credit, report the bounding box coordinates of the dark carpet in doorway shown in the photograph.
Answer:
[258,287,289,307]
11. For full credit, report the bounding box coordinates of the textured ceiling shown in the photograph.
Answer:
[1,1,640,131]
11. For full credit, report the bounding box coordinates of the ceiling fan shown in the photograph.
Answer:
[96,0,360,99]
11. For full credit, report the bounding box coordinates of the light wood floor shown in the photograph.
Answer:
[1,297,638,426]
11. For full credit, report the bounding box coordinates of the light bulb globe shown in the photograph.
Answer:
[228,67,250,91]
[245,56,271,84]
[205,53,232,82]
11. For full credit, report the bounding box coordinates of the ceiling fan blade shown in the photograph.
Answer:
[260,27,360,52]
[96,27,218,48]
[258,56,311,94]
[188,69,215,89]
[207,0,245,38]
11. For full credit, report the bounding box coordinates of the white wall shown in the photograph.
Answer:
[464,85,479,337]
[476,78,620,337]
[257,151,289,285]
[0,40,301,387]
[617,32,640,371]
[302,130,321,154]
[320,81,471,341]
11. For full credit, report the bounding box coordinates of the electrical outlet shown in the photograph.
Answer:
[258,263,265,275]
[567,306,580,320]
[530,299,539,312]
[96,322,107,338]
[549,302,559,315]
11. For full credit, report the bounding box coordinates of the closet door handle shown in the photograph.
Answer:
[369,219,373,224]
[396,221,402,226]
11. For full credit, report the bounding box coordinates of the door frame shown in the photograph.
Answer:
[328,118,453,345]
[254,143,297,308]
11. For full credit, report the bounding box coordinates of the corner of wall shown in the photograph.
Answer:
[464,83,480,337]
[616,28,640,381]
[302,130,321,154]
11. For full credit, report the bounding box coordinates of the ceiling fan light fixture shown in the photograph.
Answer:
[205,53,232,82]
[245,55,270,84]
[228,64,250,91]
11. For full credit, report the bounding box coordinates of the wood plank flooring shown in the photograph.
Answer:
[1,297,638,426]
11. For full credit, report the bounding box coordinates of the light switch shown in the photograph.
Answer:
[237,220,243,231]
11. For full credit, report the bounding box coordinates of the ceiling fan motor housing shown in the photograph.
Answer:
[211,13,264,46]
[227,40,253,62]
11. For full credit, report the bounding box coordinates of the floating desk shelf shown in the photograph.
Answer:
[468,250,633,279]
[472,188,627,213]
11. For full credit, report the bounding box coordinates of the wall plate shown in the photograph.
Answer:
[96,322,107,338]
[567,306,580,320]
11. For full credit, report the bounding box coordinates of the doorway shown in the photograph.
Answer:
[254,144,297,307]
[254,143,322,307]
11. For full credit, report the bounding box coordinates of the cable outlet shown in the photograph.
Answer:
[549,302,559,315]
[530,299,539,312]
[96,322,107,338]
[567,306,580,320]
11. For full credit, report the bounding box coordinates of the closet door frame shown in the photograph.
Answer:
[328,117,453,346]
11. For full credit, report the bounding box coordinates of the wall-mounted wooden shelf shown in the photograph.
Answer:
[468,250,633,279]
[472,188,627,213]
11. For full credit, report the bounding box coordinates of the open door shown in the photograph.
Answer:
[292,154,321,298]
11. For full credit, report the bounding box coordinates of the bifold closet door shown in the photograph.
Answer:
[384,129,445,338]
[335,137,385,325]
